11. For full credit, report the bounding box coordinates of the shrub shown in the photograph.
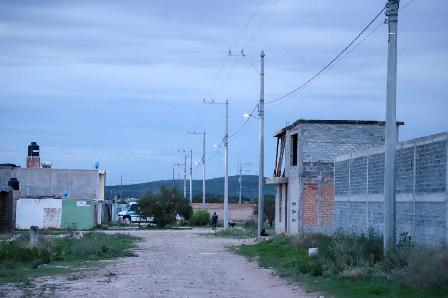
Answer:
[0,242,51,265]
[244,216,257,230]
[289,233,331,251]
[190,210,211,226]
[394,249,448,288]
[318,228,383,274]
[139,187,193,228]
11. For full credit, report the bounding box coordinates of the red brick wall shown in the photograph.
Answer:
[318,183,334,225]
[303,183,317,225]
[26,157,40,168]
[302,182,334,226]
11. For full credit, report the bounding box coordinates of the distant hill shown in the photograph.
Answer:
[105,175,275,200]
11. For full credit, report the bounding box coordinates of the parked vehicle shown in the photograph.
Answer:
[117,202,154,223]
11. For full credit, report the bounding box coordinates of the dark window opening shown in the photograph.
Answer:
[291,133,298,166]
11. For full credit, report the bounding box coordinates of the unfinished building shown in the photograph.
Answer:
[267,119,402,235]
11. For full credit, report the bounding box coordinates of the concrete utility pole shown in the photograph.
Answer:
[183,154,187,198]
[188,131,207,207]
[384,0,400,252]
[258,50,265,237]
[238,162,251,204]
[239,163,243,205]
[173,163,182,188]
[120,175,123,200]
[204,99,230,229]
[190,149,193,204]
[179,149,193,202]
[224,100,229,229]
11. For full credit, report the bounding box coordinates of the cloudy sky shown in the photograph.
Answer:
[0,0,446,186]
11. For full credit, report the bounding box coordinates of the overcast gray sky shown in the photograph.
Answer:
[0,0,447,186]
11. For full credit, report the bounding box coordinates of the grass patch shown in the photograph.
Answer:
[206,226,275,239]
[210,228,257,239]
[236,233,448,298]
[0,232,140,283]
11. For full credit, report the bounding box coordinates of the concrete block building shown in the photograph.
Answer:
[267,119,402,235]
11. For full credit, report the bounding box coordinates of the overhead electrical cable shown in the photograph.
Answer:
[229,0,265,51]
[229,103,259,138]
[243,0,280,49]
[265,5,386,105]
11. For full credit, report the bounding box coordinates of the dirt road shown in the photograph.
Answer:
[2,229,316,298]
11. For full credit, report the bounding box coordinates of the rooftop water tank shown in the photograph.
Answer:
[27,142,39,157]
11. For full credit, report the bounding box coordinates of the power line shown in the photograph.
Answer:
[400,0,417,11]
[268,19,385,111]
[229,103,259,138]
[243,0,280,49]
[229,0,265,50]
[265,4,386,105]
[211,54,242,101]
[202,0,265,103]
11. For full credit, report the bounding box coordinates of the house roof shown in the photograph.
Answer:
[273,119,405,137]
[0,163,19,168]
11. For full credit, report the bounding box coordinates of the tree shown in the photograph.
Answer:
[253,195,275,228]
[139,187,192,228]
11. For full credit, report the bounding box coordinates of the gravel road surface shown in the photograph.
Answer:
[1,229,317,298]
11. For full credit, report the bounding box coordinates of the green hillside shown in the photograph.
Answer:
[105,175,275,200]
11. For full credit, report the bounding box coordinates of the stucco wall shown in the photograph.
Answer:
[16,198,62,229]
[14,168,102,200]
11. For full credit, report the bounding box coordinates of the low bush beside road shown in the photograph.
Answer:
[0,232,140,283]
[190,210,211,226]
[235,230,448,297]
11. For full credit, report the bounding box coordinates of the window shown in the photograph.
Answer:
[291,133,298,166]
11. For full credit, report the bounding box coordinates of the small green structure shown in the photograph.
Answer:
[61,199,96,230]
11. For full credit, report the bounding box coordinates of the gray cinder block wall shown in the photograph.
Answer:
[334,132,448,247]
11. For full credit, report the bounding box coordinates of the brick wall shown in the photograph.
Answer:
[303,183,317,225]
[334,133,448,247]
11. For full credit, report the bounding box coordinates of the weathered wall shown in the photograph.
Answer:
[14,168,103,200]
[61,199,96,230]
[334,132,448,247]
[16,198,62,229]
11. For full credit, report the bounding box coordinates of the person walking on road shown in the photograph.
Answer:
[211,212,218,230]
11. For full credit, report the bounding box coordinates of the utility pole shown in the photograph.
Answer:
[258,50,265,237]
[204,99,230,229]
[224,100,229,229]
[179,149,191,201]
[238,163,251,204]
[190,149,193,204]
[384,0,399,252]
[173,163,182,189]
[120,175,123,200]
[188,131,206,207]
[183,154,187,198]
[239,163,242,205]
